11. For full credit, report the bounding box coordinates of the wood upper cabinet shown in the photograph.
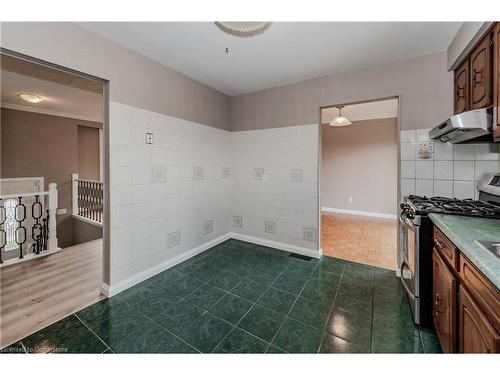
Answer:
[494,23,500,140]
[432,249,457,353]
[459,285,500,353]
[454,59,470,114]
[470,32,493,110]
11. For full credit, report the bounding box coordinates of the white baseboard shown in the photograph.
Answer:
[0,247,62,268]
[229,232,321,259]
[321,206,397,220]
[100,282,110,297]
[105,233,231,297]
[104,232,321,297]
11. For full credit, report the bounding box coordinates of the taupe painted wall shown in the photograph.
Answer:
[1,108,101,248]
[229,52,452,131]
[321,118,398,215]
[0,22,230,130]
[78,125,100,180]
[72,218,103,245]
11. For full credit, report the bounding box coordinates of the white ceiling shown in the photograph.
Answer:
[1,55,103,122]
[79,22,461,96]
[321,98,398,124]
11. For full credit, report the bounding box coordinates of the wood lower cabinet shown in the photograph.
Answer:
[470,31,493,110]
[459,286,500,353]
[454,59,470,114]
[432,226,500,353]
[433,249,457,353]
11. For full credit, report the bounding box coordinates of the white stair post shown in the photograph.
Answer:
[72,173,79,216]
[48,183,58,250]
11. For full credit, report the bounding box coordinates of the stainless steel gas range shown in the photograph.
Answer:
[399,173,500,328]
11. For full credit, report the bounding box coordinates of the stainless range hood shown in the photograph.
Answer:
[429,107,493,144]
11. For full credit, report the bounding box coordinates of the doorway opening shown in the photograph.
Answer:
[0,50,109,348]
[319,97,400,270]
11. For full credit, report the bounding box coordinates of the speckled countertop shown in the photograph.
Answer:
[429,213,500,290]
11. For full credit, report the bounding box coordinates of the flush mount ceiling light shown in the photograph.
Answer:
[214,22,272,38]
[329,105,352,127]
[18,92,44,103]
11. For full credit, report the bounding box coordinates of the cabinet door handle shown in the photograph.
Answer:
[456,87,465,100]
[435,294,444,315]
[472,68,483,87]
[434,238,443,249]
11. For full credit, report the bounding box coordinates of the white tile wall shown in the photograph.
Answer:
[109,102,232,284]
[230,124,319,251]
[400,129,500,200]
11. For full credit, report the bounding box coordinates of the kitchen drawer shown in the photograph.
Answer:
[459,254,500,331]
[433,227,459,272]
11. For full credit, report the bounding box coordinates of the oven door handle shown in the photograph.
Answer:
[400,261,415,301]
[399,215,414,230]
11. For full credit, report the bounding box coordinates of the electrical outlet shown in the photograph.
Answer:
[193,167,204,180]
[222,167,231,179]
[303,227,316,242]
[265,220,276,234]
[348,197,353,203]
[204,220,213,235]
[145,132,154,145]
[167,231,181,248]
[233,216,243,228]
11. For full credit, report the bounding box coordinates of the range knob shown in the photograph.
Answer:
[405,210,415,219]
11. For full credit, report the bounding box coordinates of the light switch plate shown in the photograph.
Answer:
[152,166,166,183]
[254,168,264,181]
[289,169,303,183]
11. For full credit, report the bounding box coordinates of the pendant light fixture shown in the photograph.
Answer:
[214,22,272,38]
[329,105,352,127]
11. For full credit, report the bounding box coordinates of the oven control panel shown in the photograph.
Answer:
[477,173,500,198]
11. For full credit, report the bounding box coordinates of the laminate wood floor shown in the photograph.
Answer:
[0,239,103,348]
[321,213,397,270]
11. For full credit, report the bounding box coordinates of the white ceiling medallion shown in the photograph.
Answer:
[214,22,272,38]
[329,105,352,127]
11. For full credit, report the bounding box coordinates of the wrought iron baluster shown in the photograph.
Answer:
[91,182,95,221]
[15,197,27,259]
[0,199,5,264]
[42,216,47,251]
[31,195,43,255]
[43,209,49,250]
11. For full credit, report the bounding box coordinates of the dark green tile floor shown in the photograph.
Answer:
[1,239,442,354]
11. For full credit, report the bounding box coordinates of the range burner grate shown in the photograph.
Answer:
[407,195,500,218]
